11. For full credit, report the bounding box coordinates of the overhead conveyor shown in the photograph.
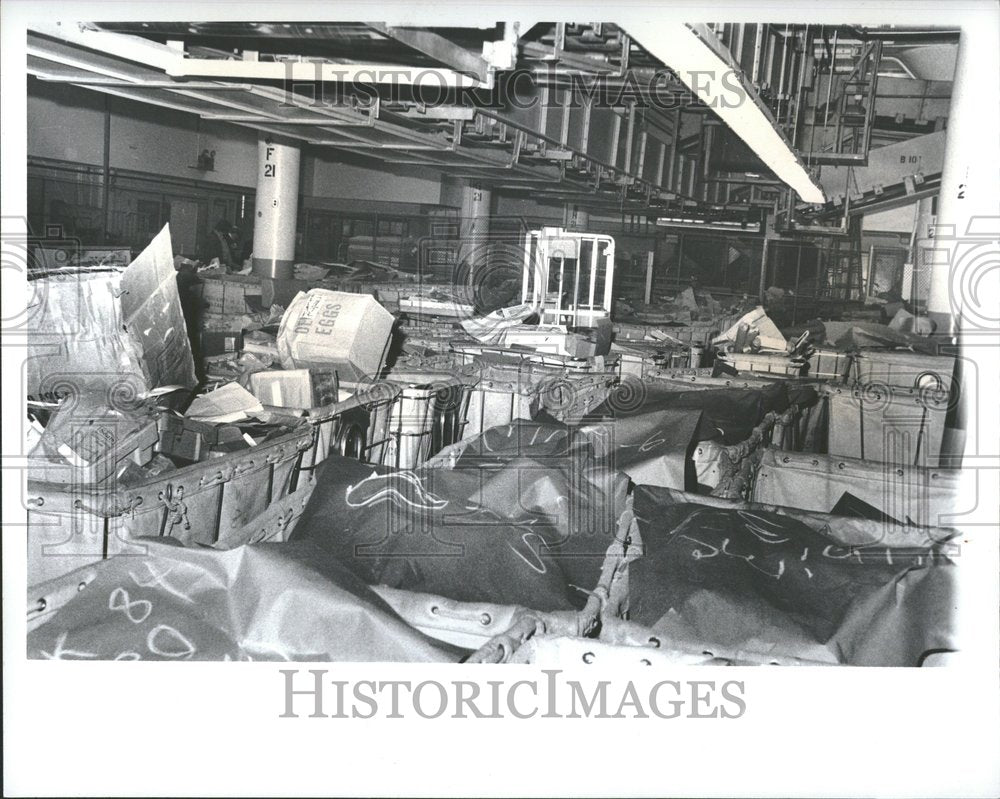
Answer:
[26,20,846,222]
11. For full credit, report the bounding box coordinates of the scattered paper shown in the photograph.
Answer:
[888,307,914,330]
[712,305,787,351]
[460,303,536,345]
[185,382,263,424]
[677,287,699,312]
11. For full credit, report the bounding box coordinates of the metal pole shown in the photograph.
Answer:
[571,248,581,327]
[764,25,776,89]
[677,233,684,284]
[823,29,838,129]
[701,125,712,202]
[102,94,111,242]
[860,41,882,157]
[792,243,803,325]
[565,204,590,231]
[777,25,790,121]
[668,109,681,189]
[758,210,774,302]
[751,25,763,84]
[587,238,598,316]
[556,256,565,321]
[460,180,492,278]
[759,235,770,302]
[866,243,875,302]
[792,26,810,145]
[645,250,655,305]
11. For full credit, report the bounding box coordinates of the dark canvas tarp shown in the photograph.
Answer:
[574,408,705,490]
[292,422,630,612]
[822,320,942,354]
[580,381,815,444]
[27,538,464,661]
[27,416,956,665]
[628,485,957,665]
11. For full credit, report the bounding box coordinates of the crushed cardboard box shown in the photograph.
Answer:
[26,224,196,401]
[460,303,535,345]
[276,288,394,383]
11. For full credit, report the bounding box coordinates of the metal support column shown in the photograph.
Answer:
[564,204,590,231]
[102,94,111,242]
[252,135,301,279]
[644,250,655,305]
[791,244,803,325]
[459,181,492,276]
[676,233,685,283]
[758,211,775,302]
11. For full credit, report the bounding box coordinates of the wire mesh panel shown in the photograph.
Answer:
[866,245,908,301]
[911,240,936,310]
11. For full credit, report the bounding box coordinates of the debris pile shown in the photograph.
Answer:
[24,223,961,667]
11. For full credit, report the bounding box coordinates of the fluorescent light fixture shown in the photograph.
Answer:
[656,217,762,233]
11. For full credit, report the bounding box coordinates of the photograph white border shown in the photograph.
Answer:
[3,1,998,796]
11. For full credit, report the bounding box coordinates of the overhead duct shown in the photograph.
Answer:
[629,23,826,204]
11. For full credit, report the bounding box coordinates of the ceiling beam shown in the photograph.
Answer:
[367,24,493,84]
[168,58,486,89]
[627,22,826,204]
[26,21,721,214]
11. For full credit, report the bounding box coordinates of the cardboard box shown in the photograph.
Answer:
[198,274,264,315]
[807,348,853,381]
[33,245,131,270]
[716,351,806,377]
[28,400,159,486]
[201,330,244,357]
[26,224,196,401]
[249,368,340,410]
[276,289,394,382]
[157,416,247,463]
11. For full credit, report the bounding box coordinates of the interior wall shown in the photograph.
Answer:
[302,152,444,205]
[863,203,919,235]
[28,77,448,206]
[27,77,456,259]
[111,104,258,188]
[28,79,259,187]
[28,80,106,164]
[494,194,563,224]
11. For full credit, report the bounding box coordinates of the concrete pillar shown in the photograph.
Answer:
[927,24,1000,337]
[564,204,590,231]
[252,136,301,279]
[459,181,492,274]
